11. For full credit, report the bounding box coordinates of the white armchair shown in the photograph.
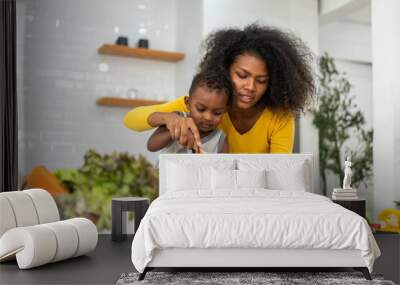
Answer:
[0,189,98,269]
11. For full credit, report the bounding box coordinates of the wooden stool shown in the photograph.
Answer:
[111,197,149,242]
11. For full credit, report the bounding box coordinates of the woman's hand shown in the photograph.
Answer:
[163,113,203,152]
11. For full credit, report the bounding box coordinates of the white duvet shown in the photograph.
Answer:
[131,190,380,273]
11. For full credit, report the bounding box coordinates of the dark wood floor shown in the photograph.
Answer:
[0,234,134,285]
[1,233,397,284]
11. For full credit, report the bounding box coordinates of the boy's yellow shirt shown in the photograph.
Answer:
[123,96,294,153]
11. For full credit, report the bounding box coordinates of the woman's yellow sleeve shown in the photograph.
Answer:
[270,113,295,153]
[123,96,188,132]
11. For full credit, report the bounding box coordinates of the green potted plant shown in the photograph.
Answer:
[54,149,158,231]
[312,53,373,196]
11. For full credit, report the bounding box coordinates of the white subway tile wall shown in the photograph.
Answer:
[16,0,189,180]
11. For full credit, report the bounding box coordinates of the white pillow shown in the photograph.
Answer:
[166,160,235,192]
[237,169,267,189]
[237,159,309,191]
[211,169,236,190]
[167,163,209,191]
[266,166,306,191]
[211,169,267,190]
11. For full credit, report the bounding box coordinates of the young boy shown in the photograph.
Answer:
[147,70,231,153]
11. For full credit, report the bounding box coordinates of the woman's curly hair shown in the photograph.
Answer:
[199,24,315,113]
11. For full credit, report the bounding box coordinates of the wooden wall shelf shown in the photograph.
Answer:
[96,97,165,108]
[98,44,185,62]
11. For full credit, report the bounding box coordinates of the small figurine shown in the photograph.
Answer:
[332,156,357,200]
[342,156,352,189]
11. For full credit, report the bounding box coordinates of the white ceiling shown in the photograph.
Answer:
[344,2,371,24]
[319,0,371,25]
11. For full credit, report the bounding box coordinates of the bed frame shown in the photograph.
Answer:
[140,248,370,280]
[139,154,371,280]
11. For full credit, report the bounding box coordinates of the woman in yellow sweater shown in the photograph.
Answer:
[124,24,315,153]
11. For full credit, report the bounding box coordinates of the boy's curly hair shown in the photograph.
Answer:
[189,69,232,103]
[199,24,315,113]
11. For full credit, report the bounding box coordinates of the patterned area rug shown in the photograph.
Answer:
[116,271,396,285]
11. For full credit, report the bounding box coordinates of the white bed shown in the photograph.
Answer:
[131,154,380,280]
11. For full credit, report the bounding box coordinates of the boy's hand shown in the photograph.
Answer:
[164,113,202,152]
